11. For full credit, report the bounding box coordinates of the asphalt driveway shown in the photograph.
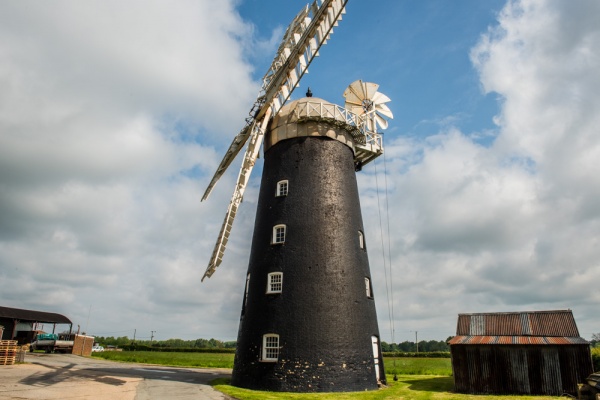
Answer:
[0,352,233,399]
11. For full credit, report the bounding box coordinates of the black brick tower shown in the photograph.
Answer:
[231,97,385,392]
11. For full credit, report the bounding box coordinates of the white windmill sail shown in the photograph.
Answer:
[202,0,349,281]
[344,80,394,131]
[342,80,394,166]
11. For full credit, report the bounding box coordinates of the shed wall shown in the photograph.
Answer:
[451,344,593,395]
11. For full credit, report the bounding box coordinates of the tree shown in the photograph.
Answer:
[591,333,600,347]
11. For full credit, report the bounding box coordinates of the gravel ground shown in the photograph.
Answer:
[0,352,233,400]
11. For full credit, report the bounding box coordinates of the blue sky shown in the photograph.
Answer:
[237,0,504,142]
[1,0,599,344]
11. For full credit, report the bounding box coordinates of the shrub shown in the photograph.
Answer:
[592,347,600,372]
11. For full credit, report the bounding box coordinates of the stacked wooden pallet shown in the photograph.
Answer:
[0,340,18,366]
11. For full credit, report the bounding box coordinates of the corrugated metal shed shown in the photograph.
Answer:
[450,310,593,396]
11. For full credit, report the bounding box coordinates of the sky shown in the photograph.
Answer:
[1,0,598,343]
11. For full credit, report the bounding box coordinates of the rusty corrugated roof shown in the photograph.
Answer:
[449,335,589,345]
[455,310,580,337]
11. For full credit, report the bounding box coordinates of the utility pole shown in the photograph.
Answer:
[85,305,92,335]
[150,330,155,344]
[415,331,418,353]
[133,329,136,343]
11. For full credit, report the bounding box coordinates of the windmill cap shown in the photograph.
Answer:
[265,97,357,154]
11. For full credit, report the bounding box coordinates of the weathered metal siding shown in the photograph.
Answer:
[449,335,589,345]
[487,313,521,335]
[456,310,579,337]
[529,312,580,337]
[451,344,593,395]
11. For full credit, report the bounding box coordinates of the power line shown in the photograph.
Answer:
[382,143,396,346]
[373,159,394,345]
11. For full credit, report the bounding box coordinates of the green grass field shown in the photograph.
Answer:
[91,352,563,400]
[213,375,561,400]
[91,351,452,375]
[92,350,234,368]
[385,357,452,376]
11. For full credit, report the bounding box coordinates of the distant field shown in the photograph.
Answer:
[91,351,452,375]
[91,350,234,368]
[385,357,451,376]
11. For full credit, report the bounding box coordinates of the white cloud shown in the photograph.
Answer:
[0,0,259,339]
[364,0,600,341]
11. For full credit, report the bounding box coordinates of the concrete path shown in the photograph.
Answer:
[0,353,233,400]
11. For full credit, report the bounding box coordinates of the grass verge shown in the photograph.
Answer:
[211,375,562,400]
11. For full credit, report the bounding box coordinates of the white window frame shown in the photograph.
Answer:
[365,277,372,298]
[358,230,365,249]
[261,334,280,362]
[266,272,283,294]
[272,224,286,244]
[276,180,289,197]
[372,335,381,383]
[244,273,251,307]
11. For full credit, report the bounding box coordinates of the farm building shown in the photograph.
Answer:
[0,306,72,343]
[449,310,593,396]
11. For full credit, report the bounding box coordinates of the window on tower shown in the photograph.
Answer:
[241,273,250,316]
[244,273,251,307]
[272,224,286,244]
[266,272,283,294]
[261,334,280,362]
[365,277,373,298]
[358,230,365,250]
[276,180,289,197]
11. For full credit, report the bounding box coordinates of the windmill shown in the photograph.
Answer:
[201,0,394,392]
